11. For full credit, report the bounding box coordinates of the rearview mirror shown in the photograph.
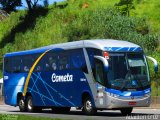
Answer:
[94,56,109,71]
[146,56,158,73]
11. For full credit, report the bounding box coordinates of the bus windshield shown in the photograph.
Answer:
[107,52,150,91]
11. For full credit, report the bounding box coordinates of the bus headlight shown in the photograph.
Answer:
[107,92,119,98]
[144,92,151,97]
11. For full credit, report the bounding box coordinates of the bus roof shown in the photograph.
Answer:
[4,39,142,57]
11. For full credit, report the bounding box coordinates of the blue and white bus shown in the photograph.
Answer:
[3,39,158,115]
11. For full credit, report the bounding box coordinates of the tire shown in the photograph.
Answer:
[18,97,27,112]
[83,96,97,115]
[26,96,42,113]
[120,108,133,116]
[52,107,70,114]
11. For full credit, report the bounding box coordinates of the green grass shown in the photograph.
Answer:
[0,114,66,120]
[131,0,160,33]
[65,0,160,33]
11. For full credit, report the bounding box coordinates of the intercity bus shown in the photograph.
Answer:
[3,39,158,115]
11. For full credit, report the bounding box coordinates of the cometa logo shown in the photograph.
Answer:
[51,73,73,82]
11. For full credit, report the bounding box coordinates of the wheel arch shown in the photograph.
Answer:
[17,92,32,105]
[17,92,23,105]
[26,92,32,98]
[82,91,95,107]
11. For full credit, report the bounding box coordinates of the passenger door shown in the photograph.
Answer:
[94,59,106,106]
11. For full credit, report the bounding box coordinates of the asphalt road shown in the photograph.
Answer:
[0,105,160,120]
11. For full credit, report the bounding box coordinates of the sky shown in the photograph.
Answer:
[19,0,65,9]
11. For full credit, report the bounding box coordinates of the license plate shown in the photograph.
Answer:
[128,101,136,105]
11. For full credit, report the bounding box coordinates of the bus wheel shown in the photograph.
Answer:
[120,108,133,116]
[18,97,27,112]
[26,96,42,112]
[26,96,34,112]
[83,97,97,115]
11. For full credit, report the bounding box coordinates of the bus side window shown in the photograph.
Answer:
[86,49,95,68]
[86,48,102,73]
[34,54,43,72]
[12,57,22,73]
[45,53,57,71]
[95,60,105,86]
[71,49,88,73]
[22,56,34,72]
[4,57,12,73]
[58,52,69,70]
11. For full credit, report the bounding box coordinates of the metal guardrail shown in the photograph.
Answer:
[151,96,160,105]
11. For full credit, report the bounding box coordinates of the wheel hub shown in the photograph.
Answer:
[86,100,92,111]
[19,100,24,108]
[28,99,32,110]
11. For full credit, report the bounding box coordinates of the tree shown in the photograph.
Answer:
[26,0,39,11]
[115,0,135,16]
[25,0,48,11]
[0,0,21,12]
[44,0,48,7]
[0,0,49,12]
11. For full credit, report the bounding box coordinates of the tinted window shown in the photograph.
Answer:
[86,48,102,68]
[22,56,35,72]
[58,52,69,70]
[34,54,43,72]
[95,60,105,85]
[45,53,57,71]
[4,57,12,73]
[12,57,22,73]
[70,49,88,73]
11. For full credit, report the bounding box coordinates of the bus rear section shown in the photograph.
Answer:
[3,48,94,114]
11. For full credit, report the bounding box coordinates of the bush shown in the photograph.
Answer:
[147,52,160,96]
[63,8,158,51]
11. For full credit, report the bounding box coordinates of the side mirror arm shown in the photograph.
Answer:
[94,56,109,71]
[146,56,158,73]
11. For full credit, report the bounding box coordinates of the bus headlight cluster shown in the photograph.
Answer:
[144,92,151,97]
[107,92,119,98]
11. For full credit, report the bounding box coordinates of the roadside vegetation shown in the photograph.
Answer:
[0,114,65,120]
[0,0,159,95]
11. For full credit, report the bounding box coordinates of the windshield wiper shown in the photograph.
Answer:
[120,70,144,91]
[120,70,132,91]
[134,75,144,90]
[120,80,127,91]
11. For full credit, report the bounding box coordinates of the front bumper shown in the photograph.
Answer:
[95,93,151,109]
[105,95,151,108]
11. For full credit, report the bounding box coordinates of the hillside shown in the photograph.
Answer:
[132,0,160,33]
[0,0,160,95]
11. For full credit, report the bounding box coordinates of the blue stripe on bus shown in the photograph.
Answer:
[31,72,75,106]
[104,47,143,52]
[105,88,151,96]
